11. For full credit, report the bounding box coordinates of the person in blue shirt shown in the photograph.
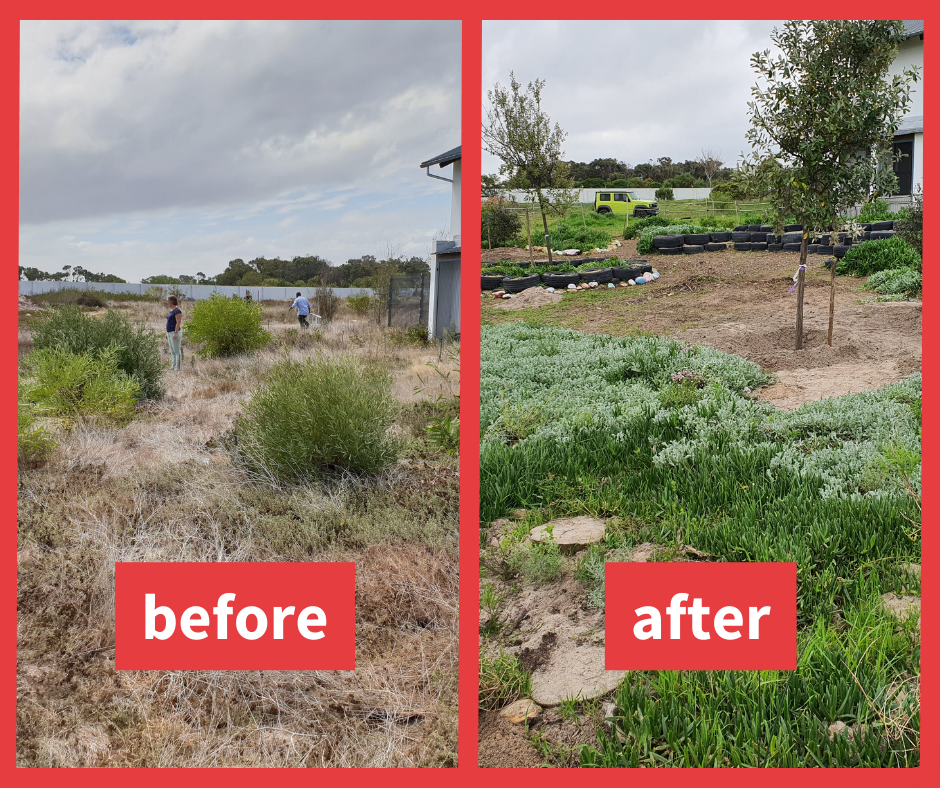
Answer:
[289,292,311,329]
[165,296,183,371]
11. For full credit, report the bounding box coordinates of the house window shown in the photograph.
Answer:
[599,193,610,201]
[892,136,914,196]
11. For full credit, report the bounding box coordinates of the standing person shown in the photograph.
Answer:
[244,289,253,302]
[166,296,183,371]
[289,291,311,329]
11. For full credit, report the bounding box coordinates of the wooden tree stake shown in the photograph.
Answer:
[827,254,836,346]
[795,265,806,350]
[525,208,533,266]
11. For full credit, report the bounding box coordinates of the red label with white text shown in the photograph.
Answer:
[115,562,355,670]
[605,562,796,670]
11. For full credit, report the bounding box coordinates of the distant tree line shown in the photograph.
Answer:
[486,152,735,192]
[20,254,430,287]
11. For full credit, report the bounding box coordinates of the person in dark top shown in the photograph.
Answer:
[166,296,183,371]
[244,289,253,302]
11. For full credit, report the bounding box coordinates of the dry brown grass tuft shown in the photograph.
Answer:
[17,310,459,767]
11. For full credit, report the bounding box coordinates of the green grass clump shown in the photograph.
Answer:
[18,398,56,463]
[22,346,141,425]
[345,293,373,316]
[837,237,922,277]
[31,305,164,399]
[864,267,922,299]
[479,650,531,711]
[234,356,399,482]
[622,215,673,239]
[184,294,271,357]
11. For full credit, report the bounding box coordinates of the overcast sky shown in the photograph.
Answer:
[20,20,461,280]
[483,20,781,176]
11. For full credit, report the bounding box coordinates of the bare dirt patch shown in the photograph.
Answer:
[493,288,563,310]
[482,246,921,409]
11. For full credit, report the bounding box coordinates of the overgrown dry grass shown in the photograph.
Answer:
[17,300,459,767]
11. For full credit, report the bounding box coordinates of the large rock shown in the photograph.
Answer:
[530,640,625,707]
[529,516,605,554]
[500,699,541,724]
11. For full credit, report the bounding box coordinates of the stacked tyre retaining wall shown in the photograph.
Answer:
[481,260,656,292]
[651,220,899,258]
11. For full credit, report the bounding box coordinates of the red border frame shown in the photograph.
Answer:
[6,4,938,782]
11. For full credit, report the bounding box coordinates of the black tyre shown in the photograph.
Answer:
[659,247,682,256]
[502,274,541,293]
[863,231,872,241]
[683,245,705,255]
[597,206,611,215]
[759,225,773,233]
[734,242,752,252]
[481,274,504,290]
[747,224,762,232]
[709,231,732,242]
[833,245,850,259]
[782,243,802,252]
[870,230,895,240]
[871,220,894,231]
[807,245,819,254]
[816,245,834,256]
[705,243,727,252]
[652,235,683,249]
[784,224,803,232]
[613,266,644,281]
[782,231,803,244]
[750,242,768,251]
[578,267,613,284]
[541,272,580,288]
[684,233,710,245]
[731,231,751,242]
[768,244,782,252]
[639,263,653,273]
[734,225,747,232]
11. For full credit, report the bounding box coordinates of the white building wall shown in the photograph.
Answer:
[450,159,461,243]
[913,132,924,192]
[890,36,923,117]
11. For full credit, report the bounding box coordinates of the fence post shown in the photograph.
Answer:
[387,276,393,328]
[418,274,425,326]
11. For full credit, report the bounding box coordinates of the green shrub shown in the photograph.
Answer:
[346,293,373,316]
[234,356,400,482]
[864,266,922,298]
[623,215,672,239]
[31,305,164,399]
[23,346,140,425]
[482,204,523,247]
[858,198,893,223]
[543,222,613,253]
[316,287,337,323]
[895,189,923,257]
[710,180,748,201]
[479,650,531,711]
[609,179,629,188]
[837,236,922,276]
[655,187,675,201]
[578,178,605,188]
[183,294,270,357]
[506,541,562,584]
[18,398,56,463]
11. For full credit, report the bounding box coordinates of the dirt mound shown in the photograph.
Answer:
[478,711,544,768]
[494,288,563,310]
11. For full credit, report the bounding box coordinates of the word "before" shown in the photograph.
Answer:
[634,593,770,640]
[146,594,327,641]
[605,562,796,670]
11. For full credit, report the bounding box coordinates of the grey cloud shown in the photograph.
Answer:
[482,20,780,171]
[21,20,461,223]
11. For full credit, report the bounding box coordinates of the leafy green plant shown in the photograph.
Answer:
[18,398,56,463]
[479,649,531,711]
[895,188,923,257]
[837,236,922,276]
[482,204,523,247]
[31,305,164,399]
[655,187,675,201]
[183,294,270,357]
[234,356,399,482]
[346,293,373,316]
[622,214,672,239]
[505,541,562,584]
[22,346,140,425]
[863,267,921,298]
[858,198,893,223]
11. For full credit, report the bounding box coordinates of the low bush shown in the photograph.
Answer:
[577,178,605,188]
[482,204,523,247]
[895,189,923,257]
[346,293,373,316]
[837,236,922,277]
[622,214,672,239]
[710,180,748,201]
[858,198,893,223]
[479,650,531,711]
[22,346,140,425]
[316,287,337,323]
[864,266,922,298]
[18,398,56,463]
[608,179,629,188]
[542,222,613,253]
[505,540,562,584]
[655,187,675,201]
[31,305,164,399]
[234,356,400,482]
[184,294,270,357]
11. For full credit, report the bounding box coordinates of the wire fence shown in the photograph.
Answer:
[386,273,429,329]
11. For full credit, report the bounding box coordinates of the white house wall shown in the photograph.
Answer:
[451,159,461,243]
[890,36,923,117]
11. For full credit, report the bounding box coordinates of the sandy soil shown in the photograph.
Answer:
[482,243,921,410]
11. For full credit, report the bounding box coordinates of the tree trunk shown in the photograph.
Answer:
[541,205,553,265]
[795,234,808,350]
[827,250,837,346]
[525,208,533,266]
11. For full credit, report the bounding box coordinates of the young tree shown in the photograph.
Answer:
[744,20,919,347]
[696,148,724,188]
[483,73,575,263]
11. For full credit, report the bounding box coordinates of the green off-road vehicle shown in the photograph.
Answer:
[594,190,659,217]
